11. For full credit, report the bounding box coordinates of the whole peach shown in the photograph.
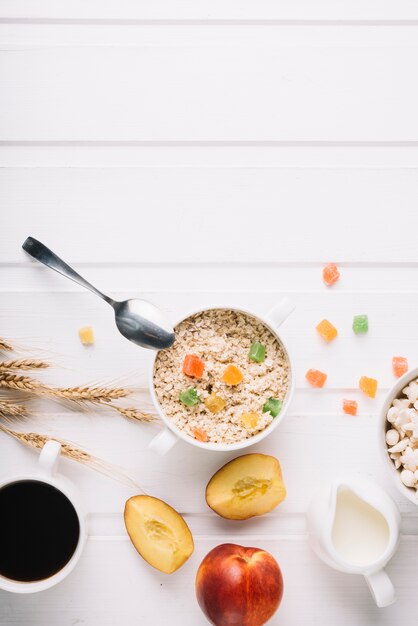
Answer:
[196,543,283,626]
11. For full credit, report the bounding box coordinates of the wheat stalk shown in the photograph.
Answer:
[0,399,27,419]
[0,338,13,352]
[0,423,142,490]
[0,359,49,371]
[112,405,157,423]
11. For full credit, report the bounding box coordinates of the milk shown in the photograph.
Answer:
[331,487,390,567]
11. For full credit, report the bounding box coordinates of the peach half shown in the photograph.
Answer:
[124,495,194,574]
[206,454,286,520]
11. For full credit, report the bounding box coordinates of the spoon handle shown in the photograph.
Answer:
[22,237,114,305]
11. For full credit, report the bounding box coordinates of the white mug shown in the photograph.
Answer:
[0,441,87,593]
[148,297,295,455]
[306,474,401,608]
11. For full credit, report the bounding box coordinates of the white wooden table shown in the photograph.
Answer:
[1,1,418,624]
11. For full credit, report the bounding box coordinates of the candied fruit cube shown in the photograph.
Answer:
[262,397,282,418]
[179,388,200,407]
[322,263,340,286]
[316,319,338,342]
[343,399,358,416]
[392,356,408,378]
[306,369,327,388]
[204,393,226,414]
[78,326,94,345]
[359,376,378,398]
[192,427,208,442]
[241,412,259,430]
[248,342,266,363]
[182,354,205,379]
[352,314,368,334]
[222,364,243,386]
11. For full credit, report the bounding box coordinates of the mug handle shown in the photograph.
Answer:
[38,440,62,476]
[266,296,295,328]
[149,428,178,456]
[364,569,396,607]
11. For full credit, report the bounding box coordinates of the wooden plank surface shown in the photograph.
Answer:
[1,27,418,142]
[1,0,418,22]
[1,168,417,263]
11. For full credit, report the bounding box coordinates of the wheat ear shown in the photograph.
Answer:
[112,405,157,423]
[0,399,27,419]
[0,424,142,490]
[0,338,13,351]
[0,359,49,371]
[0,373,130,404]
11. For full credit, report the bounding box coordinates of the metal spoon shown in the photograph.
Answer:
[22,237,175,350]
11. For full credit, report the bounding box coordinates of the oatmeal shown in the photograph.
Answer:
[153,309,290,445]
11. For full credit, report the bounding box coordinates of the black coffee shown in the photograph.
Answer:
[0,480,80,582]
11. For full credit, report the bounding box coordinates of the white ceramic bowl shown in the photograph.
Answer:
[379,366,418,506]
[148,299,295,455]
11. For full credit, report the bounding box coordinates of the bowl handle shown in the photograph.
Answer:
[266,296,295,328]
[364,569,396,607]
[149,427,178,456]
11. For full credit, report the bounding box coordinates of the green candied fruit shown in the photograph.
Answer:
[262,397,283,418]
[179,387,200,407]
[249,342,266,363]
[352,314,368,334]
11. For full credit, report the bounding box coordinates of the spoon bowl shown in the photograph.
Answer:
[114,299,175,350]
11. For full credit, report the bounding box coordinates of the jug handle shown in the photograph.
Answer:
[364,569,396,607]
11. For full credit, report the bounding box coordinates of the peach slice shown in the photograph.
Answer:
[124,495,194,574]
[206,454,286,520]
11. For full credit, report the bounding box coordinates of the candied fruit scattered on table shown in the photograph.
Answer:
[316,319,338,342]
[78,326,94,345]
[392,356,408,378]
[248,342,266,363]
[359,376,378,398]
[352,314,368,334]
[343,399,358,416]
[222,364,244,386]
[204,393,226,414]
[322,263,340,286]
[192,427,208,442]
[241,412,260,430]
[262,397,283,418]
[306,369,327,388]
[182,354,205,379]
[179,387,200,407]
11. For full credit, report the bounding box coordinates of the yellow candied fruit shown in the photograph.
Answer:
[204,393,226,414]
[359,376,378,399]
[241,412,259,430]
[316,319,338,342]
[78,326,94,345]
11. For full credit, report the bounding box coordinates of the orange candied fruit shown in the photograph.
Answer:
[322,263,340,287]
[316,319,338,342]
[222,364,244,386]
[359,376,378,399]
[182,354,205,379]
[192,427,208,442]
[343,399,358,416]
[306,368,327,388]
[392,356,408,378]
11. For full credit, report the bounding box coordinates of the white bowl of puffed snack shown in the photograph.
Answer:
[380,367,418,505]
